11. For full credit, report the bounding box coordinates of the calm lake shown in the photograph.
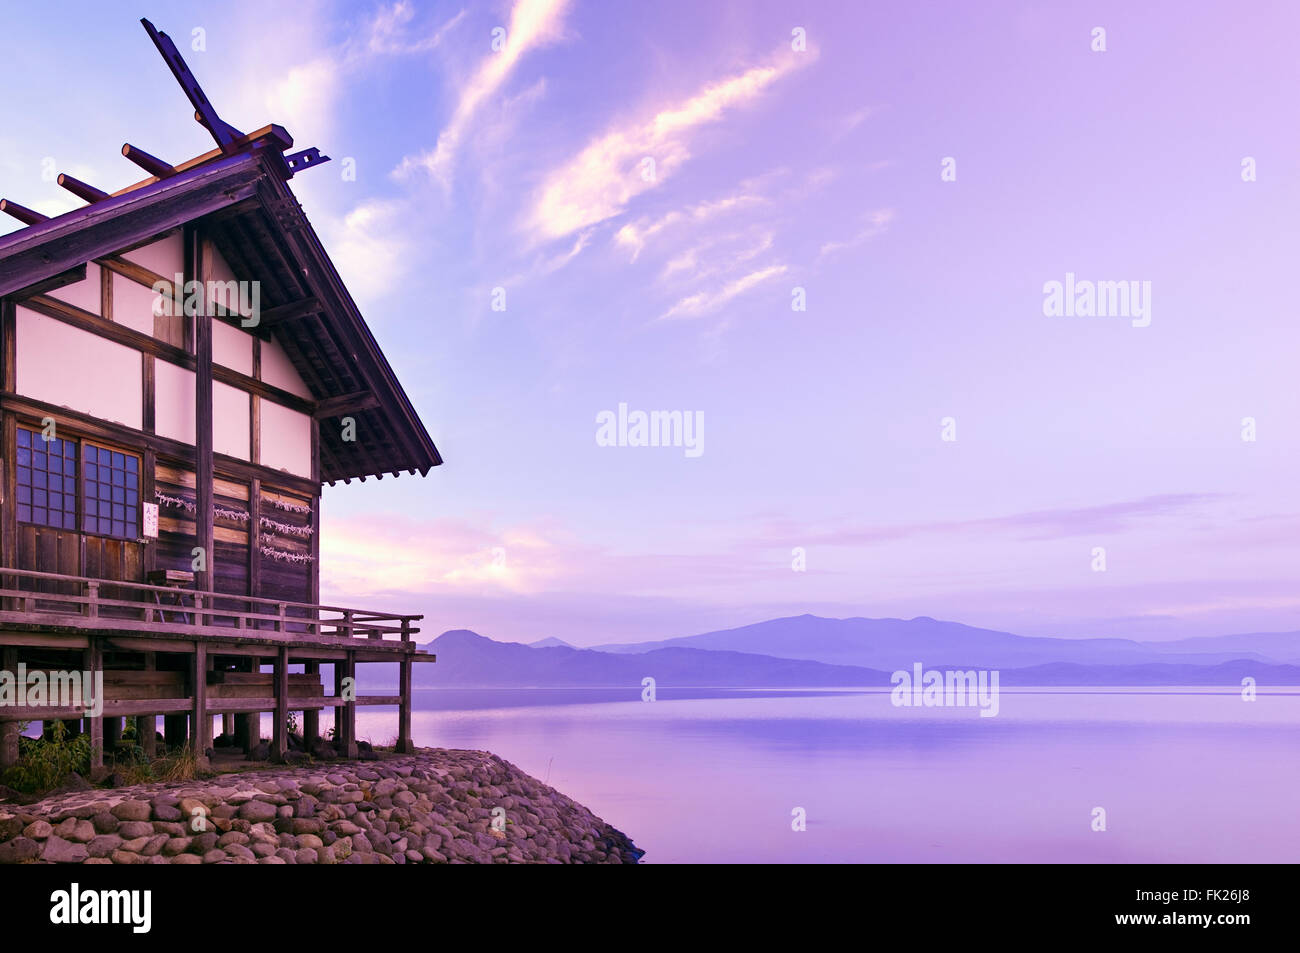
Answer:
[353,687,1300,863]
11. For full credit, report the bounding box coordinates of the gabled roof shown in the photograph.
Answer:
[0,129,442,485]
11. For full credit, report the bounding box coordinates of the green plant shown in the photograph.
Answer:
[117,744,204,786]
[1,720,91,794]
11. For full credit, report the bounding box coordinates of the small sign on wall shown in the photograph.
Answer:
[142,502,159,538]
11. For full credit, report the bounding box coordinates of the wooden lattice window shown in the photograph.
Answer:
[16,425,78,530]
[82,442,140,539]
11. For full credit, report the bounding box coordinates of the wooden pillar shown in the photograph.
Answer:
[164,715,187,750]
[136,652,156,758]
[334,653,357,758]
[0,647,17,769]
[248,479,261,629]
[235,712,258,756]
[104,717,123,752]
[236,655,259,755]
[189,227,215,599]
[191,642,209,765]
[302,660,319,751]
[272,646,288,762]
[397,652,413,754]
[84,638,103,771]
[221,712,234,738]
[135,715,156,758]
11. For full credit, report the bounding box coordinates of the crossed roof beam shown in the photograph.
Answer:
[0,18,327,228]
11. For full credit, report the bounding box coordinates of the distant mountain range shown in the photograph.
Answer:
[382,616,1300,689]
[591,615,1300,669]
[404,629,892,688]
[528,637,574,649]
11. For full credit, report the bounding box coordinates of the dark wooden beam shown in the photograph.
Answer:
[258,296,321,328]
[57,173,109,205]
[122,143,176,179]
[0,155,264,298]
[312,391,379,419]
[0,199,47,226]
[7,264,87,301]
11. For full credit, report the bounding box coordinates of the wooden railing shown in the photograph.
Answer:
[0,568,421,643]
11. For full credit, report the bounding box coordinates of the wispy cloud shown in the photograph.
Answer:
[229,2,464,146]
[614,191,769,261]
[394,0,571,186]
[659,264,788,321]
[661,227,774,281]
[323,514,567,597]
[316,199,416,304]
[366,1,465,54]
[749,494,1228,549]
[818,208,895,258]
[525,47,815,244]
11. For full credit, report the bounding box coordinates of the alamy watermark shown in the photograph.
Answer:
[596,403,704,458]
[0,665,104,717]
[1042,272,1151,327]
[151,275,261,328]
[890,662,1000,717]
[50,883,151,933]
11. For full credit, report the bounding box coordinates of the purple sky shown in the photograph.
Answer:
[4,1,1299,645]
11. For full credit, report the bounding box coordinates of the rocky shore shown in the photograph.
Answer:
[0,748,643,864]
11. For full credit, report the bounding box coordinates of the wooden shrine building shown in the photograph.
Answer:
[0,20,440,773]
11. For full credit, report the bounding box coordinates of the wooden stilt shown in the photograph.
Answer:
[164,714,187,750]
[397,653,413,754]
[334,653,358,758]
[0,647,17,769]
[272,646,288,761]
[236,712,258,756]
[191,642,209,766]
[137,652,156,757]
[104,717,123,752]
[136,715,156,757]
[302,660,319,752]
[85,639,103,771]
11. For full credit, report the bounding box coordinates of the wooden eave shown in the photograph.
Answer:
[0,142,442,485]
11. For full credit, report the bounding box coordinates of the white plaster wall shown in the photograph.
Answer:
[153,360,192,444]
[215,382,250,460]
[260,400,312,478]
[155,361,250,459]
[15,307,142,428]
[261,337,313,399]
[213,320,253,376]
[121,232,183,277]
[206,245,255,319]
[47,262,102,313]
[112,273,160,336]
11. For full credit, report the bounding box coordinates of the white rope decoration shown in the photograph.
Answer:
[260,545,315,563]
[155,491,249,523]
[259,516,313,538]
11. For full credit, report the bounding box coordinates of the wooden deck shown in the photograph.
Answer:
[0,568,434,772]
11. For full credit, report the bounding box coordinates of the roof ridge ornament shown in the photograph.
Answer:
[141,17,245,153]
[140,18,330,178]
